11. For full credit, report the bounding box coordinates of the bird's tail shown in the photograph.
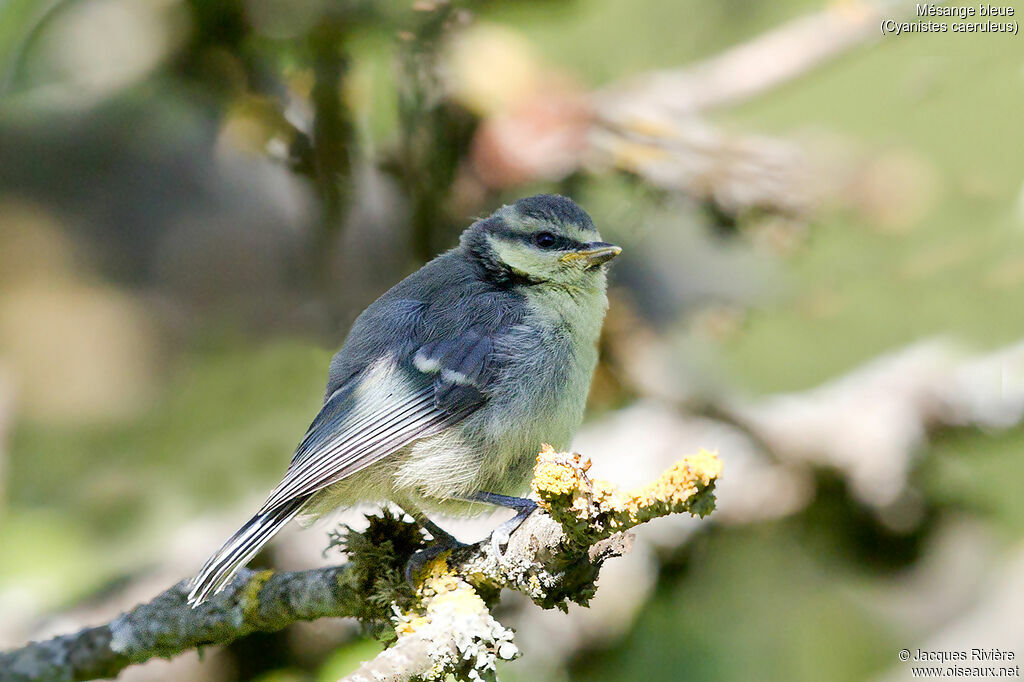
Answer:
[187,497,307,607]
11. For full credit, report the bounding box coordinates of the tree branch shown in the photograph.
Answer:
[0,565,361,682]
[340,446,722,680]
[0,447,722,682]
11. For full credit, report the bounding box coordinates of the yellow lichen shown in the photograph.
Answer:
[613,449,724,519]
[418,559,486,615]
[395,615,430,635]
[427,581,487,617]
[531,444,589,498]
[407,552,455,592]
[530,446,722,539]
[240,569,275,623]
[396,556,489,635]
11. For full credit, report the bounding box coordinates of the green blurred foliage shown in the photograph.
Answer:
[719,23,1024,393]
[573,525,896,682]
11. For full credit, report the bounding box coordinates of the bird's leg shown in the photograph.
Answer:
[409,510,460,546]
[462,491,538,557]
[399,505,466,585]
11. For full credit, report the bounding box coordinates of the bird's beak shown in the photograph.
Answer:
[560,242,622,267]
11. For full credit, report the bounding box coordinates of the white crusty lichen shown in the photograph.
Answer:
[391,558,519,681]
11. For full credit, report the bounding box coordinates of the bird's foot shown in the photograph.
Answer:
[405,534,467,586]
[402,510,466,586]
[489,501,537,558]
[457,491,539,559]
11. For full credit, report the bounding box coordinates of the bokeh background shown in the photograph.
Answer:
[2,0,1023,680]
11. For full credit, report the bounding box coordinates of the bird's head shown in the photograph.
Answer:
[461,194,621,288]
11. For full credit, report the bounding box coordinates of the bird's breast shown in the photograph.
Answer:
[393,283,608,506]
[483,291,605,462]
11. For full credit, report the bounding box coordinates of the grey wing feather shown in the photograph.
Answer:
[262,317,503,513]
[187,496,306,605]
[258,372,475,513]
[415,329,494,409]
[188,367,477,606]
[267,309,505,511]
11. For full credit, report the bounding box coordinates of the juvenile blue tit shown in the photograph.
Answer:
[188,194,621,605]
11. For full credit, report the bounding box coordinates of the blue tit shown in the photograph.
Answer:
[188,194,621,605]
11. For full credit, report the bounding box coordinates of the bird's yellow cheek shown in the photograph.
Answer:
[487,237,559,279]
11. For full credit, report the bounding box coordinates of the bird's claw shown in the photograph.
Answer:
[405,537,467,586]
[488,501,538,561]
[490,526,512,558]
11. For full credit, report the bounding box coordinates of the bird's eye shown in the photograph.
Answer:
[534,232,557,249]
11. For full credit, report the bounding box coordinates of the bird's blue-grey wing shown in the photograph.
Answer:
[256,324,497,513]
[188,330,496,605]
[413,327,493,411]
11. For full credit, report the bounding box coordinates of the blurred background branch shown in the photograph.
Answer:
[592,0,899,118]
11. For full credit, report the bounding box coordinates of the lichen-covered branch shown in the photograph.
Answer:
[0,448,721,682]
[0,565,362,682]
[532,445,721,544]
[342,446,721,680]
[343,565,517,682]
